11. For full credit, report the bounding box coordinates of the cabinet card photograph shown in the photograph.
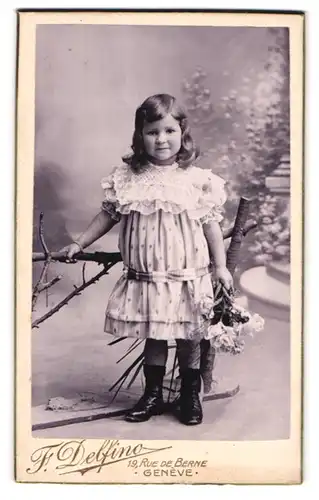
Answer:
[15,10,304,484]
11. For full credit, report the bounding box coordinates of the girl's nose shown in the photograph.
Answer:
[156,132,166,143]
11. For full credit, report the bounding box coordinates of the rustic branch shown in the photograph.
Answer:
[226,198,252,276]
[33,250,123,265]
[32,259,51,310]
[39,212,49,256]
[32,265,111,329]
[82,263,87,285]
[38,275,62,293]
[222,218,257,240]
[32,213,54,310]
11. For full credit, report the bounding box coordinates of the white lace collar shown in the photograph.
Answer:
[145,161,179,171]
[101,163,226,221]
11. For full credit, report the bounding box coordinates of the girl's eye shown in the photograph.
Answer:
[145,127,176,136]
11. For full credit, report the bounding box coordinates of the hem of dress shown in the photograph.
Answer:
[104,330,207,341]
[104,317,209,341]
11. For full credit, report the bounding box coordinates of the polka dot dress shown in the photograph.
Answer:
[102,163,226,341]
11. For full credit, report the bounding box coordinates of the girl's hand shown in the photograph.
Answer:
[60,242,82,263]
[215,266,233,291]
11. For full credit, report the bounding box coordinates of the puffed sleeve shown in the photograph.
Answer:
[101,168,121,222]
[198,170,227,224]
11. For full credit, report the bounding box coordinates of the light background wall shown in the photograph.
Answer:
[35,25,271,237]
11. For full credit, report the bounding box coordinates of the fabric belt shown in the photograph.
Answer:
[123,265,210,282]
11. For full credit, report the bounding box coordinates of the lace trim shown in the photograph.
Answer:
[101,164,226,221]
[200,206,224,224]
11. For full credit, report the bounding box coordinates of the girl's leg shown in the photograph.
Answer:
[175,339,201,370]
[175,339,203,426]
[144,338,168,366]
[125,339,168,423]
[199,339,216,394]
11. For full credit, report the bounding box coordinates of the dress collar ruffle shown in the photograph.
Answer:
[101,163,226,221]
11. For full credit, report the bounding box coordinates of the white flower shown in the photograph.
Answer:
[240,314,265,336]
[250,314,265,331]
[198,294,215,319]
[219,332,235,347]
[232,304,252,321]
[207,322,225,339]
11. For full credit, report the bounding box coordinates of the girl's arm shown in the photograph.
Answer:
[203,220,233,290]
[64,210,118,259]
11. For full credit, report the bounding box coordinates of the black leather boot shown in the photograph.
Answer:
[179,368,203,425]
[125,364,165,423]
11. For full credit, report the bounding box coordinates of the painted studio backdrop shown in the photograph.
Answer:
[32,25,290,440]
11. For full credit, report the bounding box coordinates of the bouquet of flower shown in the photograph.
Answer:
[197,282,264,355]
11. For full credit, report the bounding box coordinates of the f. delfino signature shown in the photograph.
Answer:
[26,439,172,476]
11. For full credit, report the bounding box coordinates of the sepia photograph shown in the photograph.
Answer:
[15,11,304,484]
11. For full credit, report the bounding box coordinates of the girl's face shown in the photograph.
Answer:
[142,113,182,165]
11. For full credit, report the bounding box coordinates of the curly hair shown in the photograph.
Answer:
[122,93,199,172]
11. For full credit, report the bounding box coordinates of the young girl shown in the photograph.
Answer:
[63,93,233,426]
